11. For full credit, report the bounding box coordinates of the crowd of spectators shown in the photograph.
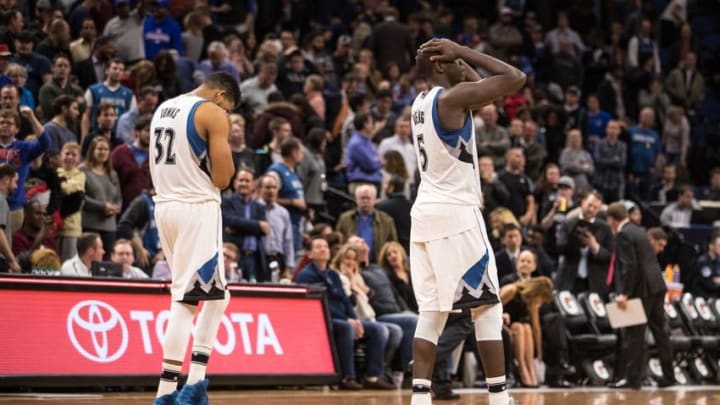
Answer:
[0,0,719,392]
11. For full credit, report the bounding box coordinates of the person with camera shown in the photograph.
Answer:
[554,189,614,298]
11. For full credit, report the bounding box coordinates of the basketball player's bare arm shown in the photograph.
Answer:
[196,103,234,189]
[420,38,525,118]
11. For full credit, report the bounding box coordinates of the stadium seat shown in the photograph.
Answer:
[675,293,719,382]
[554,291,615,385]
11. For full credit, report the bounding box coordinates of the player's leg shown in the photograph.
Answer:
[473,304,511,405]
[154,202,190,403]
[177,202,229,404]
[409,241,449,405]
[412,311,449,404]
[186,290,231,385]
[510,322,529,386]
[522,324,537,386]
[155,301,197,402]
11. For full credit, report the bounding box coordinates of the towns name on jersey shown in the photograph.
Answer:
[413,110,425,125]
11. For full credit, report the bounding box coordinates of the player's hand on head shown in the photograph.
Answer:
[419,38,463,62]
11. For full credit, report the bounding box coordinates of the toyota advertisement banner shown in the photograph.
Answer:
[0,278,336,380]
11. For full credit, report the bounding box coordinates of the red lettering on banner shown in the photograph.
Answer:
[0,290,334,375]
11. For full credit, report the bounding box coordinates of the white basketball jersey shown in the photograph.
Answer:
[410,86,483,242]
[149,94,220,204]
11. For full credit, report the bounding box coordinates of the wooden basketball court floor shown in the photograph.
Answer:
[1,386,718,405]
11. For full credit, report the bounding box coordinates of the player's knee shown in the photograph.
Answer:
[414,311,449,345]
[472,304,503,341]
[201,290,230,316]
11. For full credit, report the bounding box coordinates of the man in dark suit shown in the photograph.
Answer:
[555,190,614,298]
[606,202,674,389]
[366,7,414,73]
[73,35,116,90]
[495,223,522,281]
[375,175,411,252]
[221,168,270,282]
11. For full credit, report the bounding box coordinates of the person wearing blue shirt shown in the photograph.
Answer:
[268,138,306,252]
[82,58,137,138]
[296,237,394,390]
[0,106,50,231]
[115,86,159,145]
[628,107,662,200]
[346,112,383,193]
[143,0,184,60]
[10,31,52,102]
[585,94,611,148]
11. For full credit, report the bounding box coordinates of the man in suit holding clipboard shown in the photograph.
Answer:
[606,202,675,389]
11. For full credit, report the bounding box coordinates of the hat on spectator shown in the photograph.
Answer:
[558,176,575,189]
[0,44,10,56]
[36,0,51,8]
[15,31,34,43]
[501,6,513,15]
[113,0,129,6]
[525,11,537,20]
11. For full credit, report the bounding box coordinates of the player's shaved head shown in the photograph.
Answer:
[415,50,440,77]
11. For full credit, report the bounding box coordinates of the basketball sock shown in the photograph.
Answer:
[156,301,196,398]
[411,378,432,405]
[187,291,230,384]
[156,362,182,397]
[187,348,211,385]
[486,375,509,405]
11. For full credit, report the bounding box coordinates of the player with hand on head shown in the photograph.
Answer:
[150,71,240,405]
[408,38,525,405]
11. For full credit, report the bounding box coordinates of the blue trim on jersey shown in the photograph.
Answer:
[462,251,489,290]
[431,89,473,146]
[186,101,207,159]
[197,252,219,284]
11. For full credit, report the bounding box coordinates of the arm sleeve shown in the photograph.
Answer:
[25,131,50,160]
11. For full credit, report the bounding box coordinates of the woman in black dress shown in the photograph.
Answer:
[500,249,553,387]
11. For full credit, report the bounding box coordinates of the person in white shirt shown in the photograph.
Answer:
[378,116,417,178]
[60,232,104,277]
[111,238,149,279]
[660,185,696,228]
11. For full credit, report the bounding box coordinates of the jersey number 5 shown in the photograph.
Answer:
[154,127,176,165]
[417,133,428,171]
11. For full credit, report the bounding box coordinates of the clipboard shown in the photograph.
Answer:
[605,298,647,329]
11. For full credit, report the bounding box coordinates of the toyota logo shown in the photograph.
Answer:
[67,300,128,363]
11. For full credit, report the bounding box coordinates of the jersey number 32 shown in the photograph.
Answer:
[154,127,176,165]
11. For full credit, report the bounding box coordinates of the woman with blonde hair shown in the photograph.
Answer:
[379,241,417,312]
[331,244,375,320]
[500,249,554,388]
[6,63,35,109]
[488,206,519,249]
[335,241,408,378]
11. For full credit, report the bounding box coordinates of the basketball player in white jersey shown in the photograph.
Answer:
[150,72,240,405]
[409,39,525,405]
